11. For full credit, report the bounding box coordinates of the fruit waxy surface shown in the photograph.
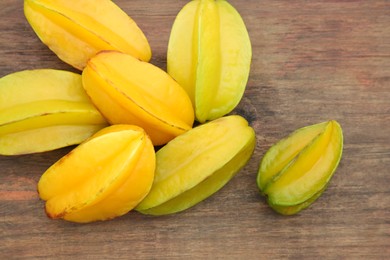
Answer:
[167,0,252,123]
[257,121,343,215]
[24,0,151,70]
[136,115,256,215]
[38,125,155,223]
[0,69,107,155]
[82,51,195,146]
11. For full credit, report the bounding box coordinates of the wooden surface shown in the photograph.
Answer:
[1,0,389,259]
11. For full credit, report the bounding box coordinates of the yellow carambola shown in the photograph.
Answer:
[167,0,252,123]
[136,115,256,215]
[257,121,344,215]
[82,51,195,146]
[38,125,155,223]
[0,69,107,155]
[24,0,151,70]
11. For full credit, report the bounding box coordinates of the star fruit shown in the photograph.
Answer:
[38,125,155,223]
[24,0,151,70]
[257,121,344,215]
[0,69,107,155]
[136,115,256,215]
[167,0,252,123]
[82,50,195,146]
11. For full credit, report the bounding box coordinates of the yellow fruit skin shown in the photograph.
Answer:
[24,0,151,70]
[136,115,256,215]
[0,69,107,155]
[0,102,105,136]
[257,121,343,215]
[82,51,194,146]
[38,125,155,223]
[0,125,106,156]
[168,0,252,123]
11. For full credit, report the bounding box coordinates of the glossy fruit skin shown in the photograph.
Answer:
[136,115,256,215]
[24,0,151,70]
[167,0,252,123]
[82,50,194,146]
[38,125,155,223]
[0,69,107,155]
[257,121,343,215]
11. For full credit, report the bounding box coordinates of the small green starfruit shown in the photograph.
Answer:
[257,120,344,215]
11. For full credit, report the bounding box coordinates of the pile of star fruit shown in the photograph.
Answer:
[0,0,343,223]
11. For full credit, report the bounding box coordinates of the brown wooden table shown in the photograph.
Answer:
[1,0,389,259]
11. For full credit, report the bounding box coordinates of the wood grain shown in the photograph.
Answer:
[1,0,389,259]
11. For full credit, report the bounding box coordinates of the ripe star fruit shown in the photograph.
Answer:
[24,0,151,70]
[82,50,195,146]
[0,69,107,155]
[257,121,344,215]
[38,125,155,223]
[136,115,256,215]
[167,0,252,123]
